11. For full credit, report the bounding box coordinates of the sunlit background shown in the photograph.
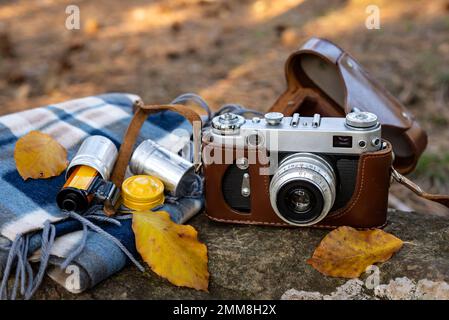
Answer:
[1,0,448,214]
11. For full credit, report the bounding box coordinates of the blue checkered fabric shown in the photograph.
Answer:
[0,93,203,295]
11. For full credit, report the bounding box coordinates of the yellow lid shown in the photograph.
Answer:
[121,175,165,211]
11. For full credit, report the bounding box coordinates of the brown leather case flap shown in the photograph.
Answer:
[271,37,427,174]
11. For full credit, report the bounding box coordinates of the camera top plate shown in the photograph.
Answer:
[207,111,382,155]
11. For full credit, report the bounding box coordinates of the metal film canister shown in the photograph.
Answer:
[58,136,118,212]
[129,139,197,197]
[66,135,118,181]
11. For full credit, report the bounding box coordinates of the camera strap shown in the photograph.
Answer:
[391,167,449,209]
[104,101,202,216]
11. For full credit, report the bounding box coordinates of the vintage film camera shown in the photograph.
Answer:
[202,111,393,229]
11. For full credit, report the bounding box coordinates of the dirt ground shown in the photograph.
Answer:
[1,0,449,214]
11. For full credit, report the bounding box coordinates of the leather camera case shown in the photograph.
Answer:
[203,138,393,229]
[269,37,427,174]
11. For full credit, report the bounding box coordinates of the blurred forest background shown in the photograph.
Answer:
[0,0,448,215]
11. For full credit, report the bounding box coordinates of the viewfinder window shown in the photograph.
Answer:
[333,135,353,148]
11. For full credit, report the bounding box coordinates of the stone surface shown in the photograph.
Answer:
[374,277,449,300]
[282,279,372,300]
[33,210,449,300]
[374,277,416,300]
[281,289,323,300]
[282,277,449,300]
[323,279,371,300]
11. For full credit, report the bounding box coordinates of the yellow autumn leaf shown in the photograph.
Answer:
[14,131,68,180]
[307,226,403,278]
[132,211,209,291]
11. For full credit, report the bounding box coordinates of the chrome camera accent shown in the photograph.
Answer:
[209,111,381,155]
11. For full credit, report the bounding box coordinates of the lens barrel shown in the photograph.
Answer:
[269,153,337,226]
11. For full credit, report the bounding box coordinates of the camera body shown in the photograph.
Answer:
[202,111,393,229]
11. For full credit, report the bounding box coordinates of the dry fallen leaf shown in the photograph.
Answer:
[14,131,68,180]
[307,226,403,278]
[132,211,209,291]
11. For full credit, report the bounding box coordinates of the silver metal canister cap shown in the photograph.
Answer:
[66,135,118,180]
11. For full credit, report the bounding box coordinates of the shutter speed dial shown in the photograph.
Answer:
[345,112,379,129]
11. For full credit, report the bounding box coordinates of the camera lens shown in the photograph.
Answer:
[269,153,336,226]
[287,189,312,213]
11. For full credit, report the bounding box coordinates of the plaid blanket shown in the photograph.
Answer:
[0,93,203,298]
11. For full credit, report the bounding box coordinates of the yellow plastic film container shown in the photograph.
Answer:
[121,175,165,211]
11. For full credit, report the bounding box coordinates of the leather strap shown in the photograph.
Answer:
[391,167,449,208]
[104,102,202,216]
